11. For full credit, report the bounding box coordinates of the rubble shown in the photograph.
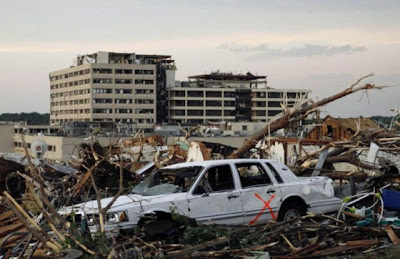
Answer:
[1,74,400,258]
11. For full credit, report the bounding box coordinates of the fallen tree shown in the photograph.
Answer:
[229,73,388,159]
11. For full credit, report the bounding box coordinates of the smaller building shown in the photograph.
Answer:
[306,115,381,141]
[0,122,16,152]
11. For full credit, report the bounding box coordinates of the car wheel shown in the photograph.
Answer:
[278,203,306,221]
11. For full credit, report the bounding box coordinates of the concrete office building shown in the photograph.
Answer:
[49,51,176,130]
[167,73,309,125]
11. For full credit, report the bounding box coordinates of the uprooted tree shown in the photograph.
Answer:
[229,73,388,159]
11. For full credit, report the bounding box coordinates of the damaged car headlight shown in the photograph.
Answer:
[106,211,128,224]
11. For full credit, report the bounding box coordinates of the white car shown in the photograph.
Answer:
[62,159,342,235]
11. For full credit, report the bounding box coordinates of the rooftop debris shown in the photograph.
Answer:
[1,74,400,258]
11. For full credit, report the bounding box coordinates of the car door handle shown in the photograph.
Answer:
[266,190,275,194]
[228,194,239,200]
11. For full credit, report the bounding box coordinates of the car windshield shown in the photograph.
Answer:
[132,166,203,196]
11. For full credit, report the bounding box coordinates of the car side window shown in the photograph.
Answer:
[193,165,234,195]
[236,163,272,188]
[265,162,284,184]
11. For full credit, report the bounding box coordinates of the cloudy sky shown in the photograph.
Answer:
[1,0,399,117]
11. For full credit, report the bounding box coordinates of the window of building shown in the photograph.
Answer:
[242,125,247,131]
[93,98,112,104]
[115,89,132,94]
[224,110,235,116]
[173,90,185,97]
[115,109,132,114]
[115,79,132,84]
[93,108,113,114]
[256,101,266,107]
[268,101,281,108]
[206,100,222,107]
[187,91,203,97]
[115,99,132,104]
[135,109,154,114]
[135,89,154,94]
[135,79,154,85]
[188,100,203,107]
[187,110,203,116]
[224,91,235,98]
[93,88,112,94]
[206,91,222,98]
[115,69,133,74]
[256,110,266,116]
[93,68,112,74]
[93,78,112,84]
[268,92,283,98]
[135,69,154,75]
[206,110,222,116]
[135,99,154,104]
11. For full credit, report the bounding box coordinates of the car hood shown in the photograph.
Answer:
[60,193,185,215]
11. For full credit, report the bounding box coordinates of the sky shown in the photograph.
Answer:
[1,0,399,117]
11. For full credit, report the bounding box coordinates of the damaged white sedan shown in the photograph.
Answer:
[60,159,342,235]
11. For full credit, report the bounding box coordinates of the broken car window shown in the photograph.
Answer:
[236,163,272,188]
[132,166,203,196]
[193,165,234,195]
[264,162,284,183]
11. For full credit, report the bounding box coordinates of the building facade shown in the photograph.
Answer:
[49,51,176,130]
[167,73,309,125]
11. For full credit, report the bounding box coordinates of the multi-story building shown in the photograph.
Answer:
[167,73,309,125]
[49,51,176,130]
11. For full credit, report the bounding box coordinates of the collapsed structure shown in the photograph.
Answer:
[2,72,400,258]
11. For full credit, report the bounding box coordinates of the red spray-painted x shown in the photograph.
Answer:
[249,193,276,225]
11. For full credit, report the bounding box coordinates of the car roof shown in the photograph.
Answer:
[163,159,277,169]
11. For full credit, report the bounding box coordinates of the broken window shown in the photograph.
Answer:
[115,79,132,84]
[206,100,222,107]
[206,91,222,98]
[135,99,154,104]
[93,68,112,74]
[187,110,203,116]
[135,79,154,85]
[187,91,203,97]
[256,110,266,116]
[135,89,154,94]
[268,92,283,98]
[236,163,271,188]
[132,166,203,195]
[93,88,112,94]
[115,99,132,104]
[115,89,132,94]
[224,91,235,98]
[93,98,112,104]
[188,100,203,107]
[93,78,112,84]
[193,165,235,194]
[264,163,283,184]
[206,110,222,116]
[93,108,113,114]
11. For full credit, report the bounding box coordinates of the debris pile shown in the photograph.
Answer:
[0,74,400,258]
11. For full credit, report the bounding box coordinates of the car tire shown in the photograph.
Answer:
[278,203,306,221]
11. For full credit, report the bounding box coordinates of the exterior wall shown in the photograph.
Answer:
[0,124,15,152]
[167,87,309,125]
[49,63,157,129]
[224,122,266,136]
[13,134,126,162]
[307,117,350,141]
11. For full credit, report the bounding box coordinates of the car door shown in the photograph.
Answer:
[187,164,244,225]
[235,162,281,225]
